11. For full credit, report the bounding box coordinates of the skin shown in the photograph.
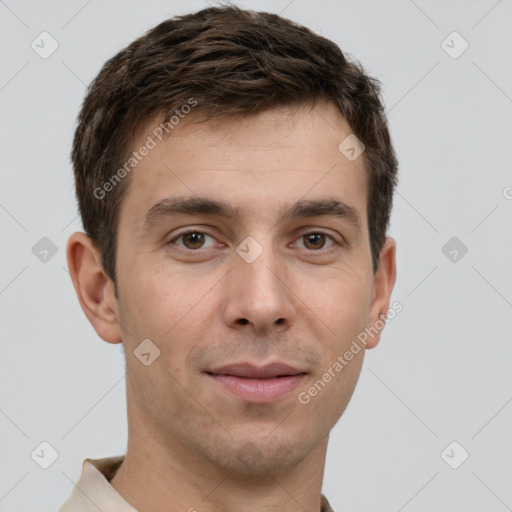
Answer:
[67,100,396,512]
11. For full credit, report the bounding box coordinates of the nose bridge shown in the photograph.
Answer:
[223,235,295,331]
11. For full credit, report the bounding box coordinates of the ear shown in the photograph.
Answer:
[66,232,122,344]
[365,237,397,349]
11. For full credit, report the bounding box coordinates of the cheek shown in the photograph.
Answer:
[119,266,211,417]
[302,271,373,339]
[297,275,372,412]
[119,259,212,341]
[117,263,220,403]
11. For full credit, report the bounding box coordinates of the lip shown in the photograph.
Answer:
[208,362,305,378]
[206,362,307,403]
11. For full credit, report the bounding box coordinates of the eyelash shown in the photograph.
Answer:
[168,228,341,253]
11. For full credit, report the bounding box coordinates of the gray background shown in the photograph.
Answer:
[1,0,511,511]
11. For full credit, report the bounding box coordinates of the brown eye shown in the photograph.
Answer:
[302,233,327,250]
[181,232,206,249]
[169,230,221,252]
[294,231,338,252]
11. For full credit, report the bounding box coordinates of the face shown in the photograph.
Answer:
[79,101,395,475]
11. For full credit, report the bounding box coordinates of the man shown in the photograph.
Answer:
[60,4,398,511]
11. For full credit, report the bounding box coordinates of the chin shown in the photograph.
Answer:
[200,425,323,476]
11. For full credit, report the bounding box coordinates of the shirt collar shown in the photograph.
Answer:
[58,456,137,512]
[58,456,336,512]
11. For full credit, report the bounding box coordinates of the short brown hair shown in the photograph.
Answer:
[71,4,398,284]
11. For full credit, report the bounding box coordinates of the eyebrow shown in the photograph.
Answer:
[141,196,362,231]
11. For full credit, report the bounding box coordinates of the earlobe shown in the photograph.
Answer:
[365,237,397,349]
[66,232,122,344]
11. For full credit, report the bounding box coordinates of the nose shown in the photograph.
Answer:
[220,243,296,334]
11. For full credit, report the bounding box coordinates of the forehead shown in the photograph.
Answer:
[119,101,368,227]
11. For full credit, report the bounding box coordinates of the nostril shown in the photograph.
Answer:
[238,318,249,325]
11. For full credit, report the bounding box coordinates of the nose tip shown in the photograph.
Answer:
[222,252,295,333]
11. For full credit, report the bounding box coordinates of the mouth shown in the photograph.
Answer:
[205,362,307,403]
